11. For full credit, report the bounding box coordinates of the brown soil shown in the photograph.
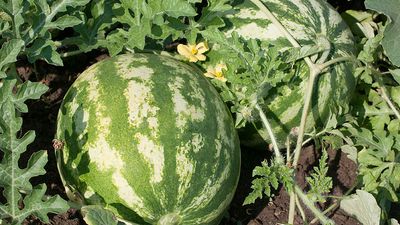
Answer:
[15,50,361,225]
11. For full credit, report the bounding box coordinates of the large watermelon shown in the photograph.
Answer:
[55,53,241,225]
[205,0,356,147]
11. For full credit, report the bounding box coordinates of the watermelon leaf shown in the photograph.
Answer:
[0,0,89,67]
[340,190,381,225]
[201,29,295,128]
[344,125,400,205]
[244,160,293,205]
[66,0,114,53]
[82,205,119,225]
[390,69,400,85]
[0,39,24,73]
[0,78,69,224]
[198,0,232,28]
[365,0,400,66]
[305,149,332,203]
[105,0,197,54]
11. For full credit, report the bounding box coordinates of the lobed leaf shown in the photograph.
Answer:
[0,39,24,71]
[82,205,119,225]
[0,78,68,224]
[365,0,400,66]
[340,190,381,225]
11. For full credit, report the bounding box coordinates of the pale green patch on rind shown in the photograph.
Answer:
[135,133,165,184]
[88,134,120,171]
[176,142,195,204]
[124,80,159,135]
[168,77,206,130]
[117,60,154,80]
[111,172,148,215]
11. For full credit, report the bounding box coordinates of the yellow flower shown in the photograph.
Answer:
[177,42,209,62]
[204,63,227,82]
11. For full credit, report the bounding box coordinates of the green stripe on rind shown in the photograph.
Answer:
[209,0,356,147]
[56,53,241,225]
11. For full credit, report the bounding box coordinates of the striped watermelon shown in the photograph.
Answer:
[55,53,241,225]
[205,0,356,147]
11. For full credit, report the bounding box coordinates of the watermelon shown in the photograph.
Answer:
[205,0,356,148]
[55,53,241,225]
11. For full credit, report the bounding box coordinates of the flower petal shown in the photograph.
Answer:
[195,54,206,61]
[196,42,209,54]
[216,63,227,72]
[189,55,199,62]
[177,44,192,59]
[204,71,215,78]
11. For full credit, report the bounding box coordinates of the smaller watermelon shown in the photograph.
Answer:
[55,53,241,225]
[203,0,356,148]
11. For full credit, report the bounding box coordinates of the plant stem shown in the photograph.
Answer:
[309,183,358,224]
[376,77,400,120]
[255,103,284,164]
[318,57,355,72]
[60,50,85,58]
[296,194,306,223]
[288,190,296,224]
[292,69,318,167]
[286,136,291,164]
[294,185,333,225]
[291,55,353,167]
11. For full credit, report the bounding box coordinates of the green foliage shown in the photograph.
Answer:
[105,0,196,55]
[0,78,69,224]
[340,6,400,222]
[306,149,332,203]
[365,0,400,67]
[201,29,314,128]
[81,206,119,225]
[64,0,114,53]
[347,126,400,203]
[0,0,90,66]
[340,190,381,225]
[0,39,23,78]
[243,160,294,205]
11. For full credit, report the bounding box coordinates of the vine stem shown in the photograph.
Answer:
[255,103,284,164]
[292,68,318,167]
[289,56,351,224]
[376,76,400,120]
[60,49,86,58]
[382,89,400,120]
[294,185,333,224]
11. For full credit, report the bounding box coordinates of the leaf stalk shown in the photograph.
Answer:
[255,103,284,164]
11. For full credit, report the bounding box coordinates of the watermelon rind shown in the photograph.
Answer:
[56,53,241,225]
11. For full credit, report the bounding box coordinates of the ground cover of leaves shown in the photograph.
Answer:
[13,49,361,225]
